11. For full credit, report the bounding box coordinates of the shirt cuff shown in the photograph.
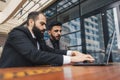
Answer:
[63,55,71,64]
[67,50,72,56]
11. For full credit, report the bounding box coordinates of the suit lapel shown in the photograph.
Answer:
[46,39,54,48]
[47,39,54,48]
[59,40,62,49]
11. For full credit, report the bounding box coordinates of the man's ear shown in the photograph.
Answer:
[29,19,34,26]
[48,30,51,35]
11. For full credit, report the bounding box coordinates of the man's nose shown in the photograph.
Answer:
[58,31,61,35]
[43,25,46,29]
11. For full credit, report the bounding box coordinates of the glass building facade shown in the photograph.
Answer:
[42,0,120,62]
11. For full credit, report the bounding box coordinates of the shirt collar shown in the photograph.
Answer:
[31,32,36,39]
[50,38,59,44]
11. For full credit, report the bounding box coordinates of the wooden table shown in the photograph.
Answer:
[0,63,120,80]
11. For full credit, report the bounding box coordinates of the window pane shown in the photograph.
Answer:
[61,32,81,47]
[68,46,82,52]
[44,4,56,18]
[84,13,105,53]
[57,0,71,12]
[57,0,79,13]
[62,18,80,34]
[57,5,79,23]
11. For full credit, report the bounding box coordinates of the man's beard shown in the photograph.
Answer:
[51,34,61,41]
[32,23,45,40]
[32,23,47,50]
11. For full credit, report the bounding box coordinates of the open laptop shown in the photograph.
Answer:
[73,30,116,66]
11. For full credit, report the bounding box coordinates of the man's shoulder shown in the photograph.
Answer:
[45,38,50,42]
[12,26,27,32]
[9,26,28,35]
[45,39,52,45]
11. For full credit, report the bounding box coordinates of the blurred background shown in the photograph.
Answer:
[0,0,120,62]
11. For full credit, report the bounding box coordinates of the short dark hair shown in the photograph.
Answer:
[19,11,44,26]
[26,11,43,25]
[47,21,62,30]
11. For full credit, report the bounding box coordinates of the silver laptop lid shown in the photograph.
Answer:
[104,30,116,64]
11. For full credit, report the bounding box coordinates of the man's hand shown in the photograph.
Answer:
[71,51,83,56]
[71,54,95,63]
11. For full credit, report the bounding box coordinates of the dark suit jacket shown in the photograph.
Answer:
[0,26,67,68]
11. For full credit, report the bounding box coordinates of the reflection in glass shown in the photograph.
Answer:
[63,67,73,80]
[57,5,79,23]
[62,18,80,34]
[57,0,71,12]
[68,46,82,52]
[84,14,105,54]
[61,17,81,51]
[61,32,81,50]
[106,8,120,62]
[57,0,79,13]
[44,4,56,18]
[44,31,49,40]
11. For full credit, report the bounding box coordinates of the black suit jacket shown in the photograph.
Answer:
[0,26,67,68]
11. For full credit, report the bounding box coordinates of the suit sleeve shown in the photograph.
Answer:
[7,30,64,65]
[38,39,67,55]
[42,44,67,55]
